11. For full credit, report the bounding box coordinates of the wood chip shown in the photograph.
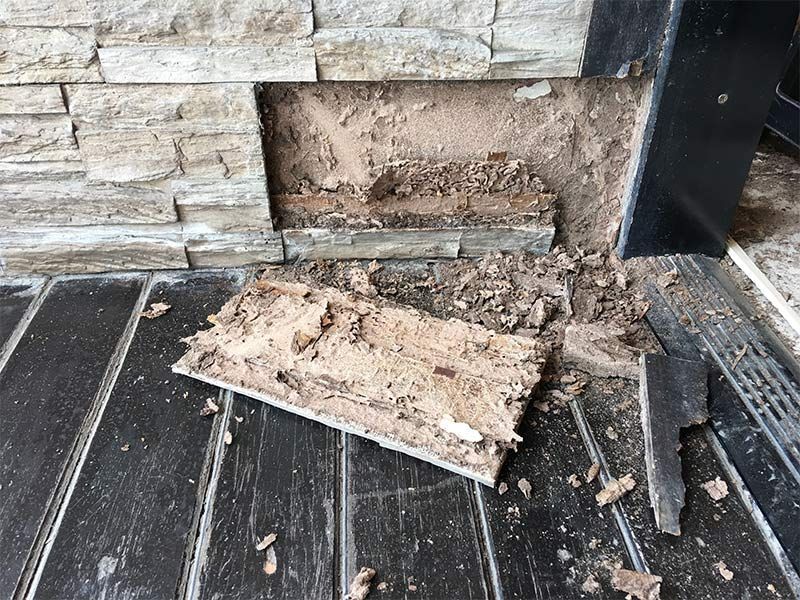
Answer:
[581,573,601,594]
[345,567,376,600]
[596,474,636,506]
[517,478,532,500]
[262,546,277,576]
[731,344,748,370]
[586,462,600,483]
[702,477,729,501]
[656,269,679,288]
[715,561,734,581]
[567,474,582,488]
[256,532,277,551]
[234,415,244,423]
[120,443,130,452]
[611,568,662,600]
[224,430,233,445]
[200,397,220,416]
[498,482,508,495]
[140,301,171,319]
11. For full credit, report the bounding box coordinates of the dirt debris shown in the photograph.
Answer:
[517,478,532,500]
[586,462,600,483]
[407,576,418,592]
[498,482,508,495]
[563,323,641,379]
[567,474,582,488]
[224,430,233,445]
[262,546,277,576]
[611,568,662,600]
[731,344,748,370]
[200,397,220,416]
[140,302,171,319]
[345,567,376,600]
[581,573,601,594]
[596,474,636,506]
[702,477,729,501]
[656,269,679,288]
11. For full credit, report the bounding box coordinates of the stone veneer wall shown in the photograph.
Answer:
[0,0,644,275]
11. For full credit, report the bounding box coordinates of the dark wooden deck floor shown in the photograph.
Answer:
[0,270,794,600]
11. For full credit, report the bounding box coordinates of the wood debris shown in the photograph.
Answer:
[262,546,277,576]
[715,561,734,581]
[562,323,641,379]
[407,577,417,592]
[199,397,219,416]
[702,477,729,501]
[256,532,277,551]
[120,443,130,452]
[611,568,662,600]
[517,478,532,499]
[581,574,601,594]
[498,482,508,495]
[173,279,546,485]
[224,430,233,445]
[731,344,748,370]
[656,269,679,288]
[640,354,708,535]
[345,567,376,600]
[586,462,600,483]
[140,301,171,319]
[596,474,636,506]
[567,474,581,488]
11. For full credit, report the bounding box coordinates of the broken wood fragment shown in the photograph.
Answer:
[497,482,508,495]
[640,353,708,536]
[562,323,640,379]
[596,474,636,506]
[715,561,734,581]
[611,568,662,600]
[173,279,546,485]
[702,477,729,501]
[255,532,277,551]
[517,478,532,499]
[199,397,219,416]
[139,301,171,319]
[345,567,376,600]
[585,462,600,483]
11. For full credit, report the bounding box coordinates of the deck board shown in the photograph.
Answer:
[480,404,629,600]
[195,395,338,600]
[346,437,490,599]
[0,279,45,350]
[33,273,240,600]
[578,377,793,599]
[0,276,143,599]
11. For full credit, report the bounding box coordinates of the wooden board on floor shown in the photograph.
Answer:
[33,273,240,600]
[0,276,144,599]
[480,404,629,599]
[346,436,489,600]
[195,395,338,600]
[578,378,793,599]
[0,279,44,350]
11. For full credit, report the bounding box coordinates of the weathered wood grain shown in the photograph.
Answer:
[88,0,313,47]
[640,353,708,536]
[0,0,91,27]
[0,115,80,162]
[480,404,630,598]
[314,27,491,80]
[0,276,144,599]
[66,83,259,131]
[0,179,178,227]
[314,0,494,28]
[185,232,284,267]
[347,436,489,599]
[0,160,85,182]
[282,225,555,261]
[33,273,240,600]
[0,225,187,275]
[194,395,338,600]
[98,46,317,83]
[489,0,592,78]
[174,280,546,485]
[0,85,66,115]
[0,27,102,84]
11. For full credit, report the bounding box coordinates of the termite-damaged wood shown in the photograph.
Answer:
[173,279,547,485]
[640,353,708,536]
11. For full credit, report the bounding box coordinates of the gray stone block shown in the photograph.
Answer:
[0,27,102,84]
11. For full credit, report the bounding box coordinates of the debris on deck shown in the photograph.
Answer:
[199,397,219,416]
[173,278,547,485]
[255,533,277,551]
[139,301,171,319]
[596,474,636,506]
[611,568,662,600]
[345,567,376,600]
[715,561,734,581]
[517,478,532,499]
[702,477,729,501]
[639,354,709,536]
[563,323,641,379]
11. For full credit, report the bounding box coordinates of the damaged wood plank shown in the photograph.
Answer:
[173,279,547,485]
[563,322,641,379]
[0,276,144,599]
[195,396,337,600]
[281,224,554,261]
[346,436,488,598]
[33,273,240,600]
[640,353,708,536]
